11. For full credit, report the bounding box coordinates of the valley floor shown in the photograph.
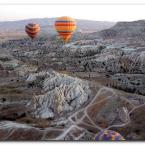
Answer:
[0,37,145,140]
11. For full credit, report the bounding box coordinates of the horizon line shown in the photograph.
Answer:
[0,17,145,23]
[1,3,145,5]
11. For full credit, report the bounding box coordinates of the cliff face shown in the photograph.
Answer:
[98,20,145,39]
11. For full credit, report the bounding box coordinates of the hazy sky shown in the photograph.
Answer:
[0,4,145,22]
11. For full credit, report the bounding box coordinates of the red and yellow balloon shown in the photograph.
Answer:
[55,16,77,42]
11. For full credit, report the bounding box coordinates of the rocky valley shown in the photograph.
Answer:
[0,19,145,140]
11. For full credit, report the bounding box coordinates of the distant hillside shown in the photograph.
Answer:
[98,20,145,39]
[1,18,145,42]
[76,19,115,33]
[0,18,115,34]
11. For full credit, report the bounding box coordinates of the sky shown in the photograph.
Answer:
[0,0,145,22]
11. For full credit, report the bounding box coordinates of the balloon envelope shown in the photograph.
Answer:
[25,23,40,39]
[55,16,77,42]
[95,130,125,141]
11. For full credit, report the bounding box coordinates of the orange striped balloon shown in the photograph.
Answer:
[25,23,40,40]
[55,16,77,42]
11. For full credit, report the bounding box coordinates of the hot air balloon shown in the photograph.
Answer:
[55,16,77,43]
[95,130,125,141]
[25,23,40,40]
